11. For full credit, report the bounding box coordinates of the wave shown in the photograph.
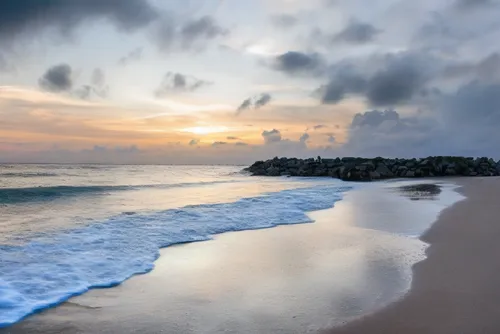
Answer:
[0,180,240,204]
[0,182,352,327]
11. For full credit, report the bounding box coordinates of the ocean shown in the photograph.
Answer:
[0,164,463,329]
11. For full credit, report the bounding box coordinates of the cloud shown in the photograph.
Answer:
[153,15,227,52]
[227,136,240,140]
[317,52,434,107]
[299,132,310,143]
[271,51,325,75]
[333,20,380,44]
[351,110,400,128]
[254,93,272,108]
[327,134,336,143]
[236,93,272,114]
[0,0,158,44]
[189,139,200,146]
[155,72,211,97]
[212,141,228,147]
[313,124,327,130]
[262,129,282,144]
[39,64,72,92]
[118,47,143,66]
[235,142,249,146]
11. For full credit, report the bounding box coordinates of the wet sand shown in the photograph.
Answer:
[325,177,500,334]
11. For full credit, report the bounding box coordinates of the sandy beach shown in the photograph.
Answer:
[2,178,496,333]
[325,177,500,334]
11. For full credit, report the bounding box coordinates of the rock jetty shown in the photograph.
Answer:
[244,156,500,181]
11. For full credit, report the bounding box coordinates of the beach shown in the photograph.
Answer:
[326,177,500,334]
[0,176,470,333]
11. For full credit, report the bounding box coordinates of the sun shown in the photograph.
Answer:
[181,126,228,135]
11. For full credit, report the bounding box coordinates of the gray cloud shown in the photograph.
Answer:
[0,0,158,44]
[334,20,380,44]
[235,142,249,146]
[189,139,200,146]
[351,110,400,128]
[317,52,433,107]
[39,64,72,92]
[254,93,272,108]
[227,136,240,140]
[327,135,336,143]
[313,124,327,130]
[236,93,272,114]
[272,51,325,75]
[212,141,228,147]
[118,47,143,66]
[153,15,227,52]
[262,129,282,144]
[155,72,211,97]
[299,133,310,143]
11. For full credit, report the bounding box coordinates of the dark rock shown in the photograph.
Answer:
[244,156,500,181]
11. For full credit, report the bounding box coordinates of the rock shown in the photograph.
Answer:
[244,156,500,181]
[266,166,281,176]
[375,163,394,178]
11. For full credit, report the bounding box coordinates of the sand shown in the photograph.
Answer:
[3,178,499,333]
[324,177,500,334]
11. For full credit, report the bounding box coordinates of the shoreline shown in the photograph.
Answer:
[324,177,500,334]
[0,179,457,333]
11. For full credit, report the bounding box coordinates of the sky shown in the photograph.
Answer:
[1,0,500,164]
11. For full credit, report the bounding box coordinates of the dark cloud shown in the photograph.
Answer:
[236,93,272,114]
[155,72,211,97]
[299,133,310,143]
[212,141,228,147]
[334,20,380,44]
[0,0,158,44]
[313,124,327,130]
[327,134,336,143]
[235,142,249,146]
[39,64,72,92]
[153,15,227,52]
[351,110,400,128]
[271,14,298,28]
[181,16,227,43]
[317,52,432,107]
[366,59,424,106]
[189,139,200,146]
[262,129,282,144]
[118,47,143,66]
[237,98,253,113]
[272,51,325,75]
[227,136,240,140]
[254,93,272,108]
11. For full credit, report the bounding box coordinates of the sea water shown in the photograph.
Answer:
[0,164,353,327]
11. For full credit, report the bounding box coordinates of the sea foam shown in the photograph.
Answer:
[0,183,352,327]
